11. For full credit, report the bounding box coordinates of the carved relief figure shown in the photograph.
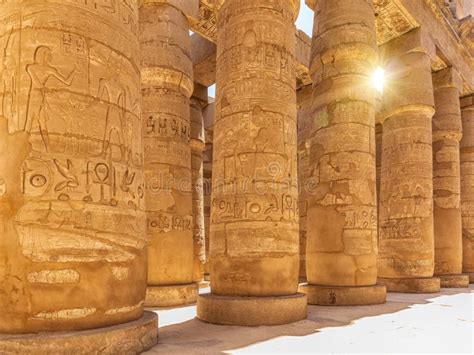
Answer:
[25,46,78,150]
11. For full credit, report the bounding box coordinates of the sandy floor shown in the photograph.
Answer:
[144,285,473,354]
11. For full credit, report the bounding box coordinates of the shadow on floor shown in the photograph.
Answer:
[144,286,473,355]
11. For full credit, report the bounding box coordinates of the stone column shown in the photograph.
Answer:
[140,1,198,307]
[297,84,313,280]
[0,1,157,352]
[197,0,307,326]
[190,85,207,283]
[461,94,474,283]
[202,102,214,278]
[378,29,440,293]
[300,0,386,306]
[432,68,469,288]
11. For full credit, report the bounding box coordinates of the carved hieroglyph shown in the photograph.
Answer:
[461,94,474,279]
[209,0,300,297]
[305,0,379,288]
[432,68,464,277]
[139,2,195,292]
[378,29,436,281]
[190,94,207,281]
[0,1,146,333]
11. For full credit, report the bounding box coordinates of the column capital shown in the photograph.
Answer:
[216,0,300,21]
[139,0,199,18]
[461,94,474,110]
[432,67,463,93]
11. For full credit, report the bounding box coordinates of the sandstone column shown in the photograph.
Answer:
[432,68,469,288]
[190,85,207,283]
[140,1,198,307]
[378,29,440,293]
[300,0,386,306]
[297,84,313,279]
[197,0,307,326]
[461,94,474,283]
[0,1,157,352]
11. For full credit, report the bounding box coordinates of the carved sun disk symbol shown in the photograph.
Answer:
[30,174,47,187]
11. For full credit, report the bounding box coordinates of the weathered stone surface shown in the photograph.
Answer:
[461,94,474,283]
[439,274,470,288]
[378,277,441,294]
[378,29,438,292]
[197,293,307,326]
[145,284,198,308]
[140,1,197,306]
[305,0,384,305]
[197,0,305,325]
[299,284,386,306]
[0,311,158,355]
[190,86,207,282]
[432,68,464,285]
[0,1,147,333]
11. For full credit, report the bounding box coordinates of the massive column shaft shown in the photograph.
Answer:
[432,68,469,288]
[197,0,307,326]
[0,1,157,350]
[378,29,440,293]
[140,1,198,307]
[190,85,207,283]
[300,0,386,306]
[461,94,474,283]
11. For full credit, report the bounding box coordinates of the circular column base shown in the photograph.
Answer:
[465,272,474,284]
[197,293,307,326]
[378,277,441,293]
[299,284,386,306]
[145,283,198,307]
[437,274,470,288]
[199,280,210,289]
[0,311,158,354]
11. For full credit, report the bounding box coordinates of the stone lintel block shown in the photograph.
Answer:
[197,293,307,326]
[0,312,158,354]
[380,27,436,63]
[299,284,387,306]
[433,67,463,92]
[145,284,198,307]
[378,277,441,293]
[140,0,199,18]
[437,274,470,288]
[192,83,209,103]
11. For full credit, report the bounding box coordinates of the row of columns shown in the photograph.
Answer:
[1,0,473,348]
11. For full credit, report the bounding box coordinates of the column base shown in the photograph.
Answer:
[299,284,386,306]
[378,277,441,293]
[199,280,210,289]
[145,283,198,307]
[436,274,470,288]
[197,293,307,326]
[0,311,158,354]
[465,272,474,284]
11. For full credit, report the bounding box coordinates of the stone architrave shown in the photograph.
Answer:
[378,28,440,293]
[432,68,469,288]
[461,94,474,284]
[140,0,198,307]
[0,1,157,352]
[196,0,307,326]
[299,0,386,306]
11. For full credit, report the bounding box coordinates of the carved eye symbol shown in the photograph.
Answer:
[30,174,47,187]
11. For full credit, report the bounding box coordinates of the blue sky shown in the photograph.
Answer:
[208,0,313,98]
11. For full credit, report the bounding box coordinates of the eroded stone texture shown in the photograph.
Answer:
[432,68,465,285]
[198,0,306,325]
[139,1,197,305]
[378,29,438,292]
[461,94,474,282]
[0,1,147,334]
[190,85,207,282]
[297,84,313,279]
[304,0,384,305]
